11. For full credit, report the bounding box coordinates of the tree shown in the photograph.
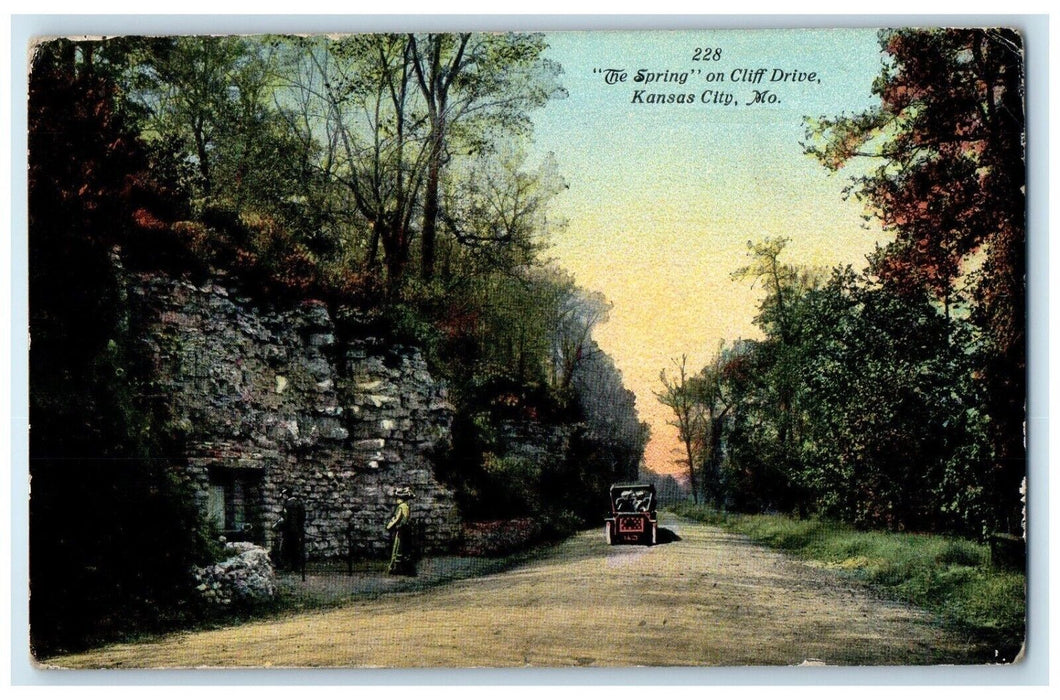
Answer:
[137,37,267,198]
[548,281,610,392]
[796,268,990,532]
[731,237,824,463]
[804,28,1025,533]
[694,344,738,507]
[277,33,564,292]
[438,148,566,282]
[408,32,469,282]
[332,34,430,290]
[656,355,705,504]
[408,33,564,282]
[714,338,804,514]
[695,239,994,533]
[266,34,431,290]
[733,237,801,343]
[570,340,650,483]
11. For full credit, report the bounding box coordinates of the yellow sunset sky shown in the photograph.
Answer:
[529,30,892,478]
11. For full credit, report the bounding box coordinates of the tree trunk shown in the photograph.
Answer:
[192,117,211,196]
[379,220,409,296]
[685,439,699,505]
[420,132,442,281]
[367,221,381,269]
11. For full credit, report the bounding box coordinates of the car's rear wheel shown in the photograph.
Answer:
[606,521,616,545]
[648,522,657,546]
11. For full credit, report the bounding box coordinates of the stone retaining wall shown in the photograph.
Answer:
[127,273,461,559]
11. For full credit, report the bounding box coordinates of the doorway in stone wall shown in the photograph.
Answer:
[207,467,264,543]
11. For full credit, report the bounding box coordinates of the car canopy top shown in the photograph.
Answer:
[609,483,655,513]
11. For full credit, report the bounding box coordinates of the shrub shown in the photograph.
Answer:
[459,518,542,556]
[937,539,987,567]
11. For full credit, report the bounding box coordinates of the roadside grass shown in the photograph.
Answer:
[672,504,1025,659]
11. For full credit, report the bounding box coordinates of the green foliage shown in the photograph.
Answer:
[135,36,291,207]
[676,235,996,537]
[667,29,1025,542]
[573,347,648,485]
[28,41,274,658]
[794,269,991,533]
[438,357,638,536]
[675,505,1025,659]
[438,373,567,519]
[804,28,1026,534]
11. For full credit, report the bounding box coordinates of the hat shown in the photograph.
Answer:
[395,487,415,499]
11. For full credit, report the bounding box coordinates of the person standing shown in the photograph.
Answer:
[385,487,416,576]
[274,487,307,581]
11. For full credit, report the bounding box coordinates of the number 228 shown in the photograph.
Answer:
[692,48,722,61]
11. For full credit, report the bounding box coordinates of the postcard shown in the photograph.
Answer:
[24,25,1028,670]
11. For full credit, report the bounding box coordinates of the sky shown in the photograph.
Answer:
[527,29,892,478]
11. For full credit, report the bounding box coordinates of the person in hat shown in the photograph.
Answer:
[274,487,307,580]
[385,487,416,576]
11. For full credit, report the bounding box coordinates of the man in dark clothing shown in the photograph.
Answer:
[274,488,306,580]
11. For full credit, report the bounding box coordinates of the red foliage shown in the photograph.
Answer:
[29,60,180,254]
[29,50,381,311]
[862,29,1024,313]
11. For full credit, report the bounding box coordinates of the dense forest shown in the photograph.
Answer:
[28,34,648,655]
[657,29,1026,540]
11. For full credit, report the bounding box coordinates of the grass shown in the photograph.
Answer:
[672,504,1026,660]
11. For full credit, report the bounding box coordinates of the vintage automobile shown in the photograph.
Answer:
[605,483,657,546]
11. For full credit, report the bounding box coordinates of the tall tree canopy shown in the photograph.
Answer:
[269,32,563,292]
[668,239,993,535]
[804,28,1026,533]
[656,355,704,504]
[408,32,563,281]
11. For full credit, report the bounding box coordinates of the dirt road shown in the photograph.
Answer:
[48,513,982,668]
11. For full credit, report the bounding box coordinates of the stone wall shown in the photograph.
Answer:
[127,273,461,559]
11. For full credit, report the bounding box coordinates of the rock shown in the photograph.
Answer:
[309,333,335,348]
[191,542,278,608]
[358,394,396,408]
[303,357,332,380]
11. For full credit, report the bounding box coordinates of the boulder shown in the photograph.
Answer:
[192,542,277,608]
